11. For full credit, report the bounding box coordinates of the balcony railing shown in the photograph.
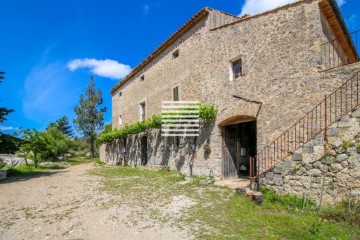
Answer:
[321,29,359,71]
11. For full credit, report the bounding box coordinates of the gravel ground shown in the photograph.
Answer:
[0,163,193,240]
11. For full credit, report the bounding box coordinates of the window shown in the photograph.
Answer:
[140,102,146,120]
[232,58,243,79]
[173,86,179,101]
[119,92,122,97]
[172,49,179,59]
[118,115,122,125]
[140,75,145,81]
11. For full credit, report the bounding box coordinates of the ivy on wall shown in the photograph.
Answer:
[98,103,218,144]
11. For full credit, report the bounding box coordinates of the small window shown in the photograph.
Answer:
[140,75,145,81]
[118,115,122,125]
[232,58,243,79]
[172,49,179,59]
[140,102,146,121]
[173,86,179,101]
[119,92,122,97]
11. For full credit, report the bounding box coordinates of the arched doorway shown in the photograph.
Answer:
[140,136,148,166]
[220,116,257,179]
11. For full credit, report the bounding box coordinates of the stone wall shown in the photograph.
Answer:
[261,108,360,204]
[101,123,218,177]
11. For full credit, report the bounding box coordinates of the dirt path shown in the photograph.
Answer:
[0,163,192,240]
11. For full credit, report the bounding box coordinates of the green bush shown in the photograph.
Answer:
[321,198,360,225]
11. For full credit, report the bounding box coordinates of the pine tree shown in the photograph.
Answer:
[47,116,73,138]
[0,72,14,123]
[73,76,106,157]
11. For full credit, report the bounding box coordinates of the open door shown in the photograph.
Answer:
[222,120,256,179]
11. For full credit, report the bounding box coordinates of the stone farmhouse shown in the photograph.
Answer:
[101,0,360,203]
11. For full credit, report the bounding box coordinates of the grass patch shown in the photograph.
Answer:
[4,164,54,178]
[89,165,360,239]
[65,156,100,166]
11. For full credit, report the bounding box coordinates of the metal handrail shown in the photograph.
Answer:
[321,29,359,71]
[250,72,360,181]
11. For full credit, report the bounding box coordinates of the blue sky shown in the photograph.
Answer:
[0,0,359,134]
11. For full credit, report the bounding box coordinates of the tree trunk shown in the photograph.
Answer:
[24,156,28,166]
[90,135,95,158]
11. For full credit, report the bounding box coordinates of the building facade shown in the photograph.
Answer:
[101,0,359,202]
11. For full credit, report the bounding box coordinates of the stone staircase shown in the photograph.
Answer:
[260,108,360,204]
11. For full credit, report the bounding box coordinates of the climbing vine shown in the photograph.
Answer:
[97,103,218,144]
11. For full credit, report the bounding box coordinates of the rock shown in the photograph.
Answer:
[199,179,211,185]
[0,154,31,166]
[252,192,263,204]
[313,137,324,146]
[336,154,348,162]
[330,163,343,172]
[352,109,360,118]
[319,165,329,173]
[292,153,302,161]
[338,118,353,128]
[235,187,247,195]
[265,172,274,179]
[340,161,348,168]
[303,146,314,153]
[327,128,339,137]
[313,161,321,168]
[274,166,283,174]
[309,169,322,177]
[350,170,360,178]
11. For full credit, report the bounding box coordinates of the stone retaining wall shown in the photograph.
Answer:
[261,109,360,204]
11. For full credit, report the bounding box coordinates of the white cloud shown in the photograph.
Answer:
[23,62,79,123]
[0,126,19,131]
[336,0,346,7]
[68,58,132,80]
[239,0,296,16]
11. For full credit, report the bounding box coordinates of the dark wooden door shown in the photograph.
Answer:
[141,137,148,166]
[222,127,238,179]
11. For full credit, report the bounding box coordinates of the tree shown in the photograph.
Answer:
[73,76,106,157]
[47,116,73,138]
[0,72,14,123]
[21,129,52,168]
[43,126,73,160]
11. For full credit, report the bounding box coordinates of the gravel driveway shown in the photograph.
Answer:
[0,163,192,240]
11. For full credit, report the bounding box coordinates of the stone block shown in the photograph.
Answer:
[330,163,343,172]
[308,169,322,177]
[319,165,329,173]
[303,146,314,153]
[292,153,302,161]
[336,154,349,162]
[302,153,315,165]
[351,109,360,118]
[313,137,324,146]
[274,166,283,174]
[338,118,354,128]
[327,128,339,137]
[265,172,274,179]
